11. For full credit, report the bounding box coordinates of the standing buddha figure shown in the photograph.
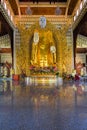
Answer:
[31,30,56,67]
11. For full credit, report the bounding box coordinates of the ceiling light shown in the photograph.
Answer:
[25,7,32,15]
[55,7,62,15]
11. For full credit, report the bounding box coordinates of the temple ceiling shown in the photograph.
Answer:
[0,0,80,36]
[7,0,79,15]
[0,0,87,38]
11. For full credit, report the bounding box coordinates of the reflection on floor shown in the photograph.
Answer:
[0,78,87,130]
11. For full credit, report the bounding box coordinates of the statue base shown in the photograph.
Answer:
[30,74,56,78]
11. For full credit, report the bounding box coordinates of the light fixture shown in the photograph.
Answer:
[55,6,62,15]
[80,2,82,10]
[8,9,10,16]
[25,6,32,15]
[1,0,4,4]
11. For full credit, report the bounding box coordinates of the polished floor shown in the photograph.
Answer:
[0,78,87,130]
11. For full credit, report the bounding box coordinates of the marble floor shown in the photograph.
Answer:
[0,78,87,130]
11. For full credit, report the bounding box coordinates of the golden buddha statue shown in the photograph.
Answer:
[31,30,56,67]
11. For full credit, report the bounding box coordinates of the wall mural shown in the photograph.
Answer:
[15,20,73,76]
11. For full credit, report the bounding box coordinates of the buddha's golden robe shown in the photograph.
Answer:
[31,30,56,67]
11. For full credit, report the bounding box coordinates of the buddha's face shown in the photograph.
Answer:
[39,16,46,28]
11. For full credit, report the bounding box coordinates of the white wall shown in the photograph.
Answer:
[76,53,86,64]
[0,34,12,64]
[1,53,12,63]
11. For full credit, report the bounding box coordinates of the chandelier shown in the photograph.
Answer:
[25,7,32,15]
[55,6,62,15]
